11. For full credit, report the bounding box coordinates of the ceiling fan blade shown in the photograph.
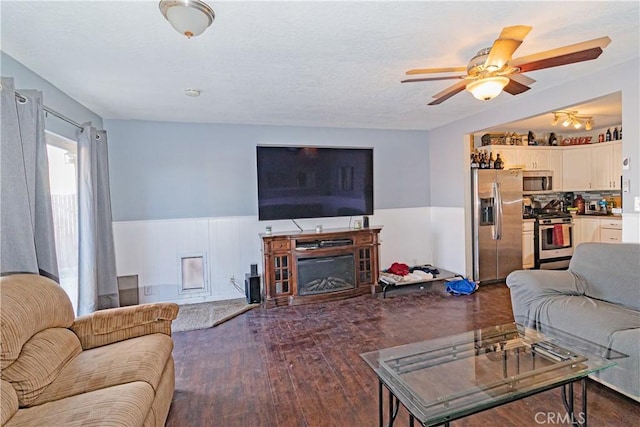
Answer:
[508,73,536,86]
[503,77,531,95]
[428,80,468,105]
[401,75,466,83]
[485,39,523,70]
[406,66,467,75]
[484,26,532,71]
[497,25,533,41]
[510,36,611,72]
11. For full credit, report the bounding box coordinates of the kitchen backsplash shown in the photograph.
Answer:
[524,191,622,210]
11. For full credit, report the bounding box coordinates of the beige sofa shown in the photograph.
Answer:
[1,274,179,426]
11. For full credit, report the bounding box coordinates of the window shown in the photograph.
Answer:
[46,131,78,314]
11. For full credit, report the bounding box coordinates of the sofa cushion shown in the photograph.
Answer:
[1,380,18,425]
[0,274,75,369]
[534,294,640,350]
[1,328,82,407]
[3,381,155,427]
[594,327,640,399]
[569,243,640,311]
[30,333,173,406]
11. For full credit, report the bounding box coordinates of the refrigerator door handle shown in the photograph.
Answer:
[493,182,502,240]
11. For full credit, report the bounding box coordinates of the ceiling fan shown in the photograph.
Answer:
[402,26,611,105]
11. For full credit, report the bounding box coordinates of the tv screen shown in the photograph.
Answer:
[257,146,373,221]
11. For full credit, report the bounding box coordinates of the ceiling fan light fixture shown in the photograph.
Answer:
[466,76,510,101]
[562,117,573,127]
[159,0,215,38]
[550,113,559,126]
[573,119,582,129]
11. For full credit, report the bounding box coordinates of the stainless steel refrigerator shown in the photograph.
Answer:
[472,169,523,284]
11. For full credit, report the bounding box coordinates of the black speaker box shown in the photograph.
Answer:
[245,273,261,304]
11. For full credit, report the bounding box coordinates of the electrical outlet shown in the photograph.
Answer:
[144,286,152,296]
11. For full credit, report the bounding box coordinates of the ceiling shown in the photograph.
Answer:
[1,1,638,131]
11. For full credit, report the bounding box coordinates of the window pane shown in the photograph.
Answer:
[47,137,78,314]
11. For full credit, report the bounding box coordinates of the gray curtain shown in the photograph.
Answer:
[77,124,119,314]
[0,77,59,281]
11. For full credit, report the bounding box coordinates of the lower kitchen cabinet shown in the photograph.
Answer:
[600,218,622,243]
[522,220,535,269]
[574,217,622,246]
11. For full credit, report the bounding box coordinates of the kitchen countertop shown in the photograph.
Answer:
[573,213,622,219]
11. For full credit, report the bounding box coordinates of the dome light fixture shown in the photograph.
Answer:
[466,76,510,101]
[184,88,201,97]
[159,0,215,39]
[551,110,594,131]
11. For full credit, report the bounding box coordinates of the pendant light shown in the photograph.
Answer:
[159,0,215,39]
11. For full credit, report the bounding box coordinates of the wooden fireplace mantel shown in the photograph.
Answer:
[260,226,381,308]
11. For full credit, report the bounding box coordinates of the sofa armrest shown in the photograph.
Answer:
[70,303,179,350]
[506,270,584,326]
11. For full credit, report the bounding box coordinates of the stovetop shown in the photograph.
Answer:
[536,212,572,219]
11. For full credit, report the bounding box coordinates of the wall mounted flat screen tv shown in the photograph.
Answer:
[257,146,373,221]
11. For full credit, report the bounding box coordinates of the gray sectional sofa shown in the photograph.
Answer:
[506,242,640,401]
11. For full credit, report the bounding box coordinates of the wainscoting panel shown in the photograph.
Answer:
[427,207,467,276]
[622,212,640,243]
[113,207,437,305]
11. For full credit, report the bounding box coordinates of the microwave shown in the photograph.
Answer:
[523,170,553,193]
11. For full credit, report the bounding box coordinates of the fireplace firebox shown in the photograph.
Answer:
[297,254,355,296]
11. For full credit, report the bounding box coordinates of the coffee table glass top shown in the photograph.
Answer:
[360,323,617,426]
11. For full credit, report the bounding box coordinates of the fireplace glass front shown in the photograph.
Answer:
[297,254,355,296]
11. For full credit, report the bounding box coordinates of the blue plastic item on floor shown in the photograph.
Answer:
[445,277,478,296]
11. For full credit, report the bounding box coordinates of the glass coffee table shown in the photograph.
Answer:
[361,323,618,427]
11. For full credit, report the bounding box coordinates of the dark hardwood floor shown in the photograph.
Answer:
[166,283,639,426]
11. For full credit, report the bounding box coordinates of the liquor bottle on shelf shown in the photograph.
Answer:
[488,152,494,169]
[613,127,619,140]
[605,128,612,141]
[494,154,504,169]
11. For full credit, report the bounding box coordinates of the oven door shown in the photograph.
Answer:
[537,222,574,268]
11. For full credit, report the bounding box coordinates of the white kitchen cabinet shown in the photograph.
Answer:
[522,220,535,269]
[574,217,622,246]
[563,145,592,191]
[517,147,553,171]
[612,142,622,190]
[600,218,622,243]
[548,149,563,190]
[485,145,519,169]
[590,144,611,190]
[590,141,622,191]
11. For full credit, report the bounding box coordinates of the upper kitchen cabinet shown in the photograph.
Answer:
[563,145,592,191]
[588,141,622,191]
[518,147,550,170]
[563,140,621,191]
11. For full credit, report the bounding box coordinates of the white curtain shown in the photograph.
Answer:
[0,77,59,280]
[77,124,119,314]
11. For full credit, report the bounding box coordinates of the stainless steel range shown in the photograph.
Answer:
[535,213,574,269]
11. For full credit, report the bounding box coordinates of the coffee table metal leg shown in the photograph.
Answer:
[379,379,383,427]
[561,379,588,427]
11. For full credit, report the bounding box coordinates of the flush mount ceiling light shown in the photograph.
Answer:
[466,76,510,101]
[184,88,201,97]
[159,0,215,38]
[551,111,594,131]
